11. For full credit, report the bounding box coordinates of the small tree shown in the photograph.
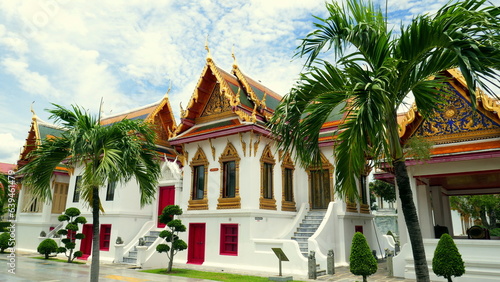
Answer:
[38,238,58,259]
[156,205,187,272]
[56,207,87,262]
[350,232,377,282]
[0,232,11,252]
[432,233,465,282]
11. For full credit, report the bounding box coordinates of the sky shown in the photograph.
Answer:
[1,0,499,164]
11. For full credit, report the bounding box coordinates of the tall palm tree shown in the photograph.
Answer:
[271,0,500,281]
[20,104,161,282]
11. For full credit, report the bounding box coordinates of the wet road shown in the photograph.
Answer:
[0,254,214,282]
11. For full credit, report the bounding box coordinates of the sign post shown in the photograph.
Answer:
[271,248,289,277]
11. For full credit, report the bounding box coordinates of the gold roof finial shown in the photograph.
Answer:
[205,35,212,62]
[231,44,238,68]
[30,101,38,121]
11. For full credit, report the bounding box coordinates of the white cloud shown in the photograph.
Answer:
[0,132,23,164]
[1,57,60,99]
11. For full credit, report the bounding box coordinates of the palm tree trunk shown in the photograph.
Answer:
[394,159,430,282]
[90,186,100,282]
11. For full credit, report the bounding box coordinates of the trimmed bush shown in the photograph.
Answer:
[57,207,87,262]
[349,232,377,282]
[37,239,58,259]
[156,205,187,273]
[0,232,11,252]
[432,233,465,282]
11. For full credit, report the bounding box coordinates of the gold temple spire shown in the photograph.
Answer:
[231,44,238,68]
[30,101,38,121]
[205,35,212,62]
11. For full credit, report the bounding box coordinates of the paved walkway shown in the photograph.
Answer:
[2,252,418,282]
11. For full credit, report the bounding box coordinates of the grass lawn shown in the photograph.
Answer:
[31,256,86,264]
[141,268,306,282]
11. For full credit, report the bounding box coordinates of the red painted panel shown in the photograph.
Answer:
[355,225,363,234]
[79,224,93,260]
[157,186,175,228]
[187,223,206,264]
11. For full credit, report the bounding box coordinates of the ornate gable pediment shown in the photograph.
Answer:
[414,86,500,144]
[413,88,500,144]
[200,83,232,117]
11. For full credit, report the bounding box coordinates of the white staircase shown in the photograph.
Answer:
[291,210,326,257]
[122,230,160,264]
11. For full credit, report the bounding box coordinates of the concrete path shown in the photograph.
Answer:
[1,252,419,282]
[0,252,213,282]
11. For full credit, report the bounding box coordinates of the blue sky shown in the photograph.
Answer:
[0,0,498,164]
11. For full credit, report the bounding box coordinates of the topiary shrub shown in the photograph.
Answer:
[349,232,377,282]
[432,233,465,282]
[156,205,187,273]
[37,238,58,259]
[0,232,11,252]
[57,207,87,262]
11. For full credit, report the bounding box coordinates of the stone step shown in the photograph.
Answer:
[150,231,161,237]
[297,227,319,232]
[123,257,137,264]
[299,222,321,228]
[144,235,157,242]
[291,237,308,242]
[316,269,326,276]
[294,232,315,237]
[128,251,137,258]
[305,215,324,220]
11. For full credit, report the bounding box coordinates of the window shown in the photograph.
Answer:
[188,148,208,210]
[73,176,81,203]
[99,224,112,251]
[223,161,236,198]
[260,145,276,210]
[217,142,240,209]
[193,165,205,200]
[220,224,238,255]
[106,181,116,201]
[262,163,273,199]
[284,168,293,202]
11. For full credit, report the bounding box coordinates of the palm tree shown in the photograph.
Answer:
[20,104,161,282]
[271,0,500,281]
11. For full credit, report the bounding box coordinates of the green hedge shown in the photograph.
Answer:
[0,222,11,232]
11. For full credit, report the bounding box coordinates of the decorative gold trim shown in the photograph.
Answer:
[196,111,235,124]
[232,65,262,108]
[253,134,261,157]
[360,203,370,214]
[217,142,241,209]
[398,104,418,137]
[188,147,209,210]
[239,132,247,157]
[346,202,358,213]
[208,139,216,161]
[480,90,500,120]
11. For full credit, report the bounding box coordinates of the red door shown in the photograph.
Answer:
[187,223,206,264]
[79,224,93,260]
[157,186,175,228]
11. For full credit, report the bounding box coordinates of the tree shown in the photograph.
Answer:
[369,180,396,209]
[450,195,500,230]
[270,1,500,280]
[38,238,58,259]
[156,205,187,272]
[20,104,161,281]
[56,207,87,262]
[349,232,377,282]
[432,233,465,282]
